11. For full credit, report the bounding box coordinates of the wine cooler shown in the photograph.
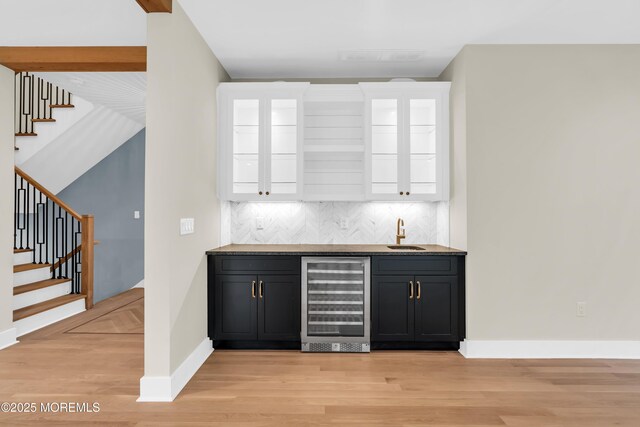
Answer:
[301,257,370,352]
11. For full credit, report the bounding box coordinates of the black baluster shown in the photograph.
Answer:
[37,194,45,264]
[31,182,36,262]
[17,177,25,249]
[71,219,75,293]
[13,172,17,249]
[25,181,30,250]
[64,212,69,279]
[18,73,23,134]
[45,197,50,270]
[29,74,34,134]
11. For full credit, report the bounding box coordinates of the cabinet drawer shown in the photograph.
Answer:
[372,256,458,276]
[213,255,301,275]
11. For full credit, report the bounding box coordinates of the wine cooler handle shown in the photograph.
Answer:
[409,281,414,299]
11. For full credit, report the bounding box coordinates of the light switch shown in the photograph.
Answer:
[134,211,140,219]
[256,216,265,230]
[180,218,195,235]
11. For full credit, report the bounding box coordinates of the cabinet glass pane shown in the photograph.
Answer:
[271,99,297,194]
[233,100,259,194]
[409,99,436,194]
[371,99,398,194]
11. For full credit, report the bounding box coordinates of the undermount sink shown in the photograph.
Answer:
[387,245,425,251]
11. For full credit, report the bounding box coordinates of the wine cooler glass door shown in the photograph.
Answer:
[303,258,369,338]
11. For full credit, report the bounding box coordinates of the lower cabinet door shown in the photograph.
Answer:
[215,275,258,341]
[372,275,415,341]
[258,275,301,341]
[414,276,458,342]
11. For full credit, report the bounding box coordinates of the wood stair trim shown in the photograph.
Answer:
[14,248,33,253]
[31,118,56,122]
[14,278,70,296]
[13,294,85,321]
[50,104,75,108]
[15,132,37,137]
[15,167,83,221]
[14,263,51,273]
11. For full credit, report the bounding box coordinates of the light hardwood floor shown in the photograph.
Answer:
[0,289,639,426]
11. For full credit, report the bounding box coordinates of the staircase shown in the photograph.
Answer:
[12,167,94,337]
[14,72,75,149]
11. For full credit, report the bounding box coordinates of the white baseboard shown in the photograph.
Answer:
[138,338,213,402]
[132,280,144,289]
[460,340,640,359]
[0,327,18,351]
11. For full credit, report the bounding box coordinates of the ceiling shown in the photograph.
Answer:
[2,0,640,79]
[180,0,640,79]
[0,0,146,46]
[35,73,147,124]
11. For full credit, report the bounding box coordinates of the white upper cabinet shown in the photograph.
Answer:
[217,82,450,202]
[218,83,308,201]
[361,82,450,201]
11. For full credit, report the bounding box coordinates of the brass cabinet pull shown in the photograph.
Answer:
[266,191,270,196]
[258,191,263,195]
[400,191,404,195]
[416,281,421,300]
[409,281,414,299]
[406,191,410,195]
[259,280,264,298]
[251,281,256,298]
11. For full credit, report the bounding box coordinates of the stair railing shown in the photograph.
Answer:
[14,72,73,136]
[14,167,94,309]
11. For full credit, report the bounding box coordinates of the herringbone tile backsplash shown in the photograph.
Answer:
[221,202,449,246]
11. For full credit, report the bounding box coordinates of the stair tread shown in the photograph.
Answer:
[15,133,38,137]
[31,118,56,122]
[14,278,70,296]
[14,248,33,253]
[14,263,51,273]
[50,104,75,108]
[14,294,85,321]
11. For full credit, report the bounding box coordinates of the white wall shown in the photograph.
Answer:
[0,65,17,349]
[443,45,640,346]
[142,2,229,400]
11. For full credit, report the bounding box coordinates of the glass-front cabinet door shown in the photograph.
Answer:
[232,99,260,195]
[361,83,450,201]
[268,99,298,196]
[370,99,400,195]
[218,83,308,201]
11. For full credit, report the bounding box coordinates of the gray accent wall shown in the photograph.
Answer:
[58,129,145,303]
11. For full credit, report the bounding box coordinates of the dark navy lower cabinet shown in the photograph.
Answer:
[257,274,301,341]
[371,275,415,342]
[371,256,465,350]
[208,256,301,349]
[208,254,465,351]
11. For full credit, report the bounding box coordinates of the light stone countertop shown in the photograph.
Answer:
[207,244,466,256]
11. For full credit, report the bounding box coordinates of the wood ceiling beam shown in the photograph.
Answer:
[136,0,172,13]
[0,47,147,72]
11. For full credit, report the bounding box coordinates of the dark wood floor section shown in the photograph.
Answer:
[0,288,639,425]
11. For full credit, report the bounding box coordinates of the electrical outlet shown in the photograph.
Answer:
[340,218,349,229]
[256,216,265,230]
[576,302,587,317]
[180,218,195,235]
[134,210,140,219]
